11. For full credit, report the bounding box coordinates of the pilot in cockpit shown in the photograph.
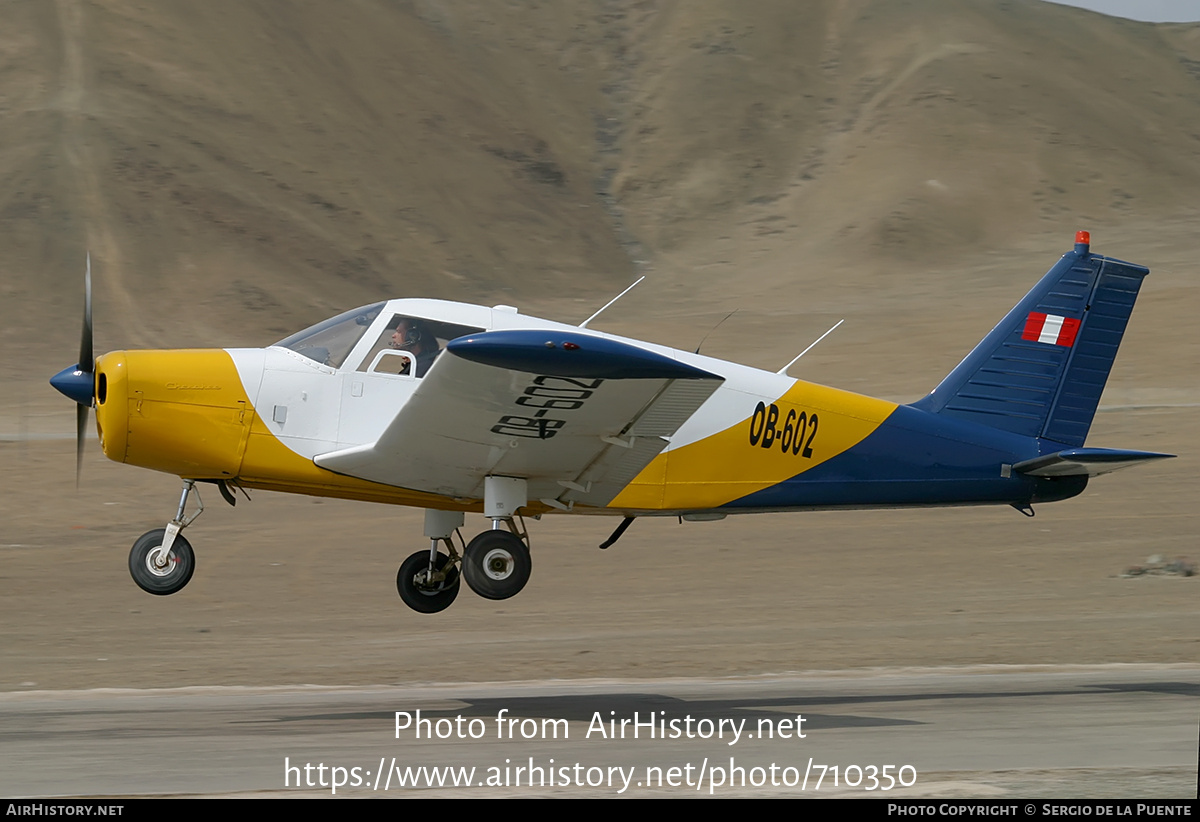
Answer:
[389,317,441,377]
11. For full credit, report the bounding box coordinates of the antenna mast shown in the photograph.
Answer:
[777,319,844,375]
[579,276,646,329]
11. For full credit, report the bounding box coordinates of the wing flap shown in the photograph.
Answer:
[555,379,723,508]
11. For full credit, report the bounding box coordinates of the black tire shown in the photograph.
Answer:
[462,531,531,600]
[129,529,195,596]
[397,550,460,614]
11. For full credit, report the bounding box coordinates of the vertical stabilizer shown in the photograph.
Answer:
[913,233,1149,447]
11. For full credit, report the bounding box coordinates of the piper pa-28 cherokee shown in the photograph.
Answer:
[50,232,1173,614]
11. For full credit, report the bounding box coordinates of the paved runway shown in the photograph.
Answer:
[2,665,1195,797]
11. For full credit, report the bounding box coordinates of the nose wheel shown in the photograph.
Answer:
[128,479,205,596]
[129,529,195,595]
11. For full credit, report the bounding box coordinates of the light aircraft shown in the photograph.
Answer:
[50,232,1173,613]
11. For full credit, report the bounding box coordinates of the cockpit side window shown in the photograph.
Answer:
[358,315,483,377]
[273,303,385,368]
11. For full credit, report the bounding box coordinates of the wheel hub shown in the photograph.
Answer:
[482,548,514,580]
[146,547,176,577]
[414,568,444,592]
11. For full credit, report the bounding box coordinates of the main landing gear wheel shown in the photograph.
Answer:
[397,550,460,614]
[129,529,195,595]
[463,530,531,600]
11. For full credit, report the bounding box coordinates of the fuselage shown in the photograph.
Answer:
[92,298,1077,516]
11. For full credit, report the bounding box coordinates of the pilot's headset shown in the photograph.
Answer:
[398,319,424,347]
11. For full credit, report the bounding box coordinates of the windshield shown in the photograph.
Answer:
[273,302,385,368]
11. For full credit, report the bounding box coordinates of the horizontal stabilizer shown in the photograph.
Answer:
[1013,448,1174,477]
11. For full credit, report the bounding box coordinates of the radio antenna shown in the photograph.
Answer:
[695,309,738,354]
[777,319,843,375]
[579,276,645,328]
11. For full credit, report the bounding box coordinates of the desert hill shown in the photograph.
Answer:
[3,0,1198,389]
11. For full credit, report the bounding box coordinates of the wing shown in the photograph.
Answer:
[315,330,724,508]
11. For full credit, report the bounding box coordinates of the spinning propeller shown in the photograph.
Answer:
[48,254,95,485]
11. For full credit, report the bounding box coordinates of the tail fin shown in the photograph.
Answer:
[913,232,1149,447]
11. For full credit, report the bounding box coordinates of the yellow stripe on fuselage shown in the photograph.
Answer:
[609,380,898,510]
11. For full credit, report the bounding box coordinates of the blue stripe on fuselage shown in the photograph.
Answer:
[722,405,1047,510]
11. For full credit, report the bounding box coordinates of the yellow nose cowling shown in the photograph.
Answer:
[94,350,253,479]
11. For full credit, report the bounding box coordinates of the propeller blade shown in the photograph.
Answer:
[76,403,88,488]
[49,255,99,406]
[80,252,93,372]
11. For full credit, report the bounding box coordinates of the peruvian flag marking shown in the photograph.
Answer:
[1022,312,1081,347]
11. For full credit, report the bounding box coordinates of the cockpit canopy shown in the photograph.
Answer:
[274,302,484,376]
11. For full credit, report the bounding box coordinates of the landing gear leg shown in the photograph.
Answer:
[129,479,203,595]
[397,543,460,613]
[396,510,464,614]
[463,477,532,600]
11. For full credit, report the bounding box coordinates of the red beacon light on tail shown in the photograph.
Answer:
[1074,230,1090,254]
